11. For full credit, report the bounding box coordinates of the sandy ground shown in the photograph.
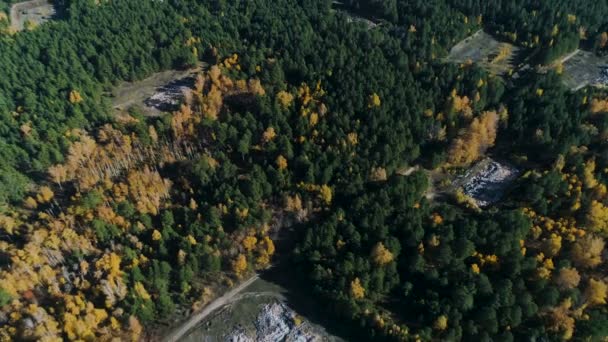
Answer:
[561,50,608,90]
[111,66,202,117]
[10,0,54,31]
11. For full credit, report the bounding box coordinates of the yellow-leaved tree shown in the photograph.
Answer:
[434,315,448,331]
[571,234,604,268]
[36,186,54,203]
[448,111,498,166]
[262,127,277,143]
[276,155,288,171]
[350,278,365,299]
[319,185,332,205]
[232,254,248,277]
[585,278,607,306]
[368,93,381,108]
[554,267,580,290]
[371,242,394,266]
[242,236,257,252]
[69,90,83,104]
[586,200,608,234]
[545,298,575,340]
[277,91,294,108]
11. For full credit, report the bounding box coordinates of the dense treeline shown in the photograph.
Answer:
[0,66,283,340]
[343,0,608,63]
[336,0,478,58]
[450,0,597,62]
[296,176,544,340]
[0,0,207,202]
[504,72,590,161]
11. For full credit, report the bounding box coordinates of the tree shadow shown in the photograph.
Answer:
[258,225,373,342]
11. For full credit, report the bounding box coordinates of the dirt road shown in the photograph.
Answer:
[559,49,580,65]
[162,274,259,342]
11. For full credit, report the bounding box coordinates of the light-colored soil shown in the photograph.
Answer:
[561,50,608,90]
[446,30,520,75]
[456,158,519,207]
[110,65,203,117]
[10,0,55,31]
[179,276,343,342]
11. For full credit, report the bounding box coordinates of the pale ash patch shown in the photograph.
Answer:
[225,302,318,342]
[460,158,519,207]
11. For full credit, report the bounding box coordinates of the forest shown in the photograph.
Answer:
[341,0,608,62]
[0,0,607,341]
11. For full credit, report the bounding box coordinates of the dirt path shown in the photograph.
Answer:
[162,274,259,342]
[396,165,440,200]
[10,0,54,31]
[559,49,580,65]
[396,165,419,176]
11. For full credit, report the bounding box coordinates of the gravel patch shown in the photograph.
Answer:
[460,159,519,207]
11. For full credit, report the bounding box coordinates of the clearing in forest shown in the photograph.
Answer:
[446,30,521,75]
[561,50,608,90]
[455,158,519,207]
[10,0,55,31]
[110,65,203,117]
[331,1,379,30]
[179,277,344,342]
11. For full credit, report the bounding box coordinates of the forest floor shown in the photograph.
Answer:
[561,49,608,90]
[446,30,521,75]
[110,64,204,117]
[10,0,55,31]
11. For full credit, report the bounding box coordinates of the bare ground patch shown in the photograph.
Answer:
[561,50,608,91]
[180,277,344,342]
[110,64,204,118]
[454,158,519,207]
[10,0,55,31]
[446,31,521,75]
